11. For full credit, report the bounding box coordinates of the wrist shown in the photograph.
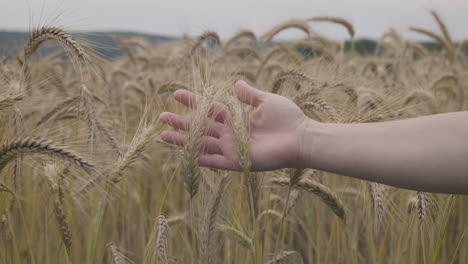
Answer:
[294,118,331,169]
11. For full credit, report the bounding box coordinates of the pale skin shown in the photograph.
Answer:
[159,80,468,194]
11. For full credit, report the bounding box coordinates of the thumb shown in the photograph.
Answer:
[234,80,267,107]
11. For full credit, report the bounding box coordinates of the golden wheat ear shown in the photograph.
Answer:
[23,27,89,64]
[261,19,310,42]
[268,176,346,222]
[224,30,257,49]
[0,137,94,173]
[308,16,355,39]
[143,214,170,264]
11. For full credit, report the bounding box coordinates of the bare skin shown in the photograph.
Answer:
[159,80,468,194]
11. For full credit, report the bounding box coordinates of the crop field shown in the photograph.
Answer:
[0,11,467,264]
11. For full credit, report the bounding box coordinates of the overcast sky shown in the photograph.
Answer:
[2,0,468,41]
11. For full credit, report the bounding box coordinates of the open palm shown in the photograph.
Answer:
[159,80,312,171]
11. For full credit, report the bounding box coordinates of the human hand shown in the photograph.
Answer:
[159,80,315,171]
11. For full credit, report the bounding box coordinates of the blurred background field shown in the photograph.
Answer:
[0,2,468,264]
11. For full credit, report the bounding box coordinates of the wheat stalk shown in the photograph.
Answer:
[261,19,310,42]
[80,84,98,145]
[409,27,454,62]
[367,182,386,231]
[53,197,72,257]
[0,137,94,172]
[301,98,339,121]
[417,191,430,227]
[191,31,221,54]
[308,16,355,38]
[36,96,80,126]
[156,215,169,264]
[0,90,24,112]
[218,224,253,251]
[267,250,302,264]
[107,243,129,264]
[224,30,257,49]
[268,176,346,222]
[200,174,229,264]
[430,10,452,45]
[143,214,170,264]
[272,71,315,94]
[23,27,88,63]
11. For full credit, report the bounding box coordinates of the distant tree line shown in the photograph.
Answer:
[1,31,466,59]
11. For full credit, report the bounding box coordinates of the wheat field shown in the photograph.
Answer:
[0,11,467,264]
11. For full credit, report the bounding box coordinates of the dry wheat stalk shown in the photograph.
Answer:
[268,176,346,222]
[272,71,315,94]
[112,124,154,182]
[115,37,136,64]
[403,90,438,114]
[301,98,339,121]
[181,84,219,198]
[431,74,463,111]
[0,90,24,112]
[23,27,88,63]
[367,182,386,231]
[261,19,310,42]
[430,10,452,45]
[257,209,283,222]
[285,189,301,214]
[200,174,229,264]
[417,191,430,227]
[0,137,94,172]
[267,250,302,264]
[80,84,98,145]
[95,119,121,155]
[218,224,253,250]
[143,214,170,264]
[107,243,128,264]
[11,108,24,200]
[54,197,72,257]
[44,164,72,259]
[191,31,221,54]
[409,27,454,62]
[308,16,355,38]
[79,124,154,193]
[156,215,169,264]
[258,44,304,81]
[36,96,80,126]
[405,42,429,57]
[224,30,257,49]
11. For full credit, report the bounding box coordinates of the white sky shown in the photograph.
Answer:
[2,0,468,41]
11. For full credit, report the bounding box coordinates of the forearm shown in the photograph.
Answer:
[299,111,468,194]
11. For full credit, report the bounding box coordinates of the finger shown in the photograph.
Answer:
[200,137,223,155]
[159,112,189,131]
[174,90,197,108]
[173,89,229,123]
[198,154,241,170]
[160,130,186,146]
[208,103,229,123]
[160,131,222,154]
[234,80,268,107]
[159,112,222,138]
